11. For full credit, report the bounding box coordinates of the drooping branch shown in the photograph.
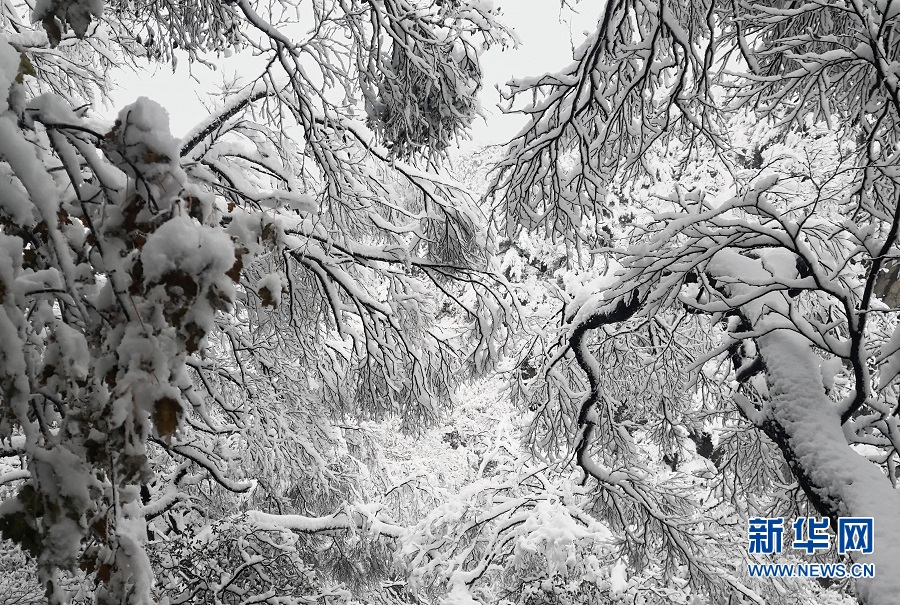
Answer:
[566,290,644,467]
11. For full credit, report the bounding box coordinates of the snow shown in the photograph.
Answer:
[140,216,235,283]
[107,97,183,193]
[256,190,317,213]
[441,582,482,605]
[115,489,155,605]
[512,498,614,578]
[877,323,900,388]
[0,36,18,93]
[247,509,403,538]
[0,108,62,221]
[31,445,94,565]
[256,272,285,307]
[48,319,90,381]
[820,357,843,392]
[609,560,628,594]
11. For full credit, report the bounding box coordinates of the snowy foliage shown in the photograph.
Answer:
[0,0,513,603]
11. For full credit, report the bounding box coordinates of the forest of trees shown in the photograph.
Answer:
[1,0,899,604]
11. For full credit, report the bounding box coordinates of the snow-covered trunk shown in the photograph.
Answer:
[710,250,900,605]
[756,330,900,604]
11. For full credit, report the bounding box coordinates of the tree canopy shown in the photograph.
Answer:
[0,0,511,602]
[492,2,900,604]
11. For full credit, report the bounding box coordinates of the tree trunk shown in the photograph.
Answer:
[710,250,900,605]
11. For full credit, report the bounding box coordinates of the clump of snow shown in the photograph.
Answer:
[609,560,628,594]
[512,498,613,579]
[31,445,94,566]
[257,272,286,307]
[0,36,19,94]
[25,93,79,126]
[114,486,155,603]
[105,97,183,193]
[258,190,317,214]
[140,216,234,284]
[45,319,90,381]
[820,357,843,391]
[441,582,481,605]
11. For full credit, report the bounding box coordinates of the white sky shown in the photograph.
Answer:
[108,1,600,148]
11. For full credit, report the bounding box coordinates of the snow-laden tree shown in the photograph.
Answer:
[489,2,900,605]
[0,0,514,603]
